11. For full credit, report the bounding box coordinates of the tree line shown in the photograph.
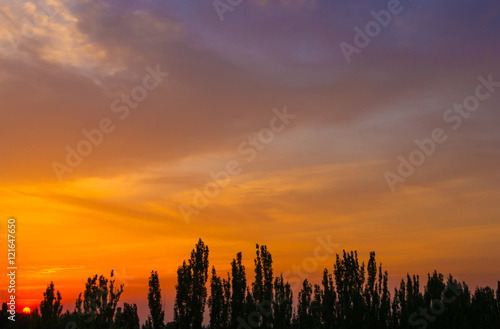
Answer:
[1,238,499,329]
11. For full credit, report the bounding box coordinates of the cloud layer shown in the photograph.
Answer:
[1,0,500,322]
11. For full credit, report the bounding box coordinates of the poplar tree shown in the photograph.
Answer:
[174,239,209,329]
[209,267,230,329]
[321,268,336,329]
[252,244,274,328]
[311,284,323,329]
[148,271,165,329]
[231,252,247,328]
[190,239,210,329]
[296,278,313,329]
[174,261,192,329]
[333,250,366,328]
[273,274,293,329]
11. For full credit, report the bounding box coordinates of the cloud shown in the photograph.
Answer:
[38,265,86,274]
[2,0,500,321]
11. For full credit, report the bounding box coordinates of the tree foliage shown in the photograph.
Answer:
[40,281,63,329]
[14,244,500,329]
[174,238,209,329]
[148,270,165,329]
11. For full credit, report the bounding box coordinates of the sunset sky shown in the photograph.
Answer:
[1,0,500,323]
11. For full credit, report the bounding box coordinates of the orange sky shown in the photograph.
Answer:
[1,0,500,323]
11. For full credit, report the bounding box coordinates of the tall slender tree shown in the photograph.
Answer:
[273,274,293,329]
[148,271,165,329]
[243,287,257,327]
[252,244,274,329]
[334,250,366,328]
[190,239,210,329]
[364,252,379,329]
[378,264,391,329]
[174,261,191,329]
[223,273,232,328]
[295,278,313,329]
[231,252,247,328]
[311,284,323,329]
[174,239,209,329]
[208,267,231,329]
[321,268,336,329]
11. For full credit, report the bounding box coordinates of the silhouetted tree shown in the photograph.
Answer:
[231,252,247,328]
[9,245,500,329]
[143,317,154,329]
[442,275,470,329]
[74,270,124,329]
[334,250,366,329]
[243,287,258,327]
[378,265,391,329]
[273,274,293,329]
[191,239,210,329]
[208,267,230,329]
[497,281,500,321]
[252,244,274,329]
[174,260,191,329]
[115,303,140,329]
[253,245,264,304]
[30,308,42,329]
[1,303,10,328]
[395,274,424,329]
[423,271,447,329]
[364,252,380,329]
[148,271,165,329]
[471,286,499,328]
[165,322,176,329]
[40,281,62,329]
[321,268,337,329]
[58,309,74,329]
[174,238,209,329]
[295,278,313,329]
[311,284,323,328]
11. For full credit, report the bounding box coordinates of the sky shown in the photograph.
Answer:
[1,0,500,323]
